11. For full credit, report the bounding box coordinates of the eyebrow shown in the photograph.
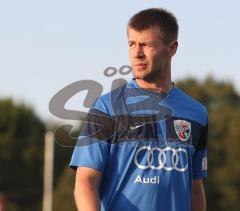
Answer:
[128,40,156,46]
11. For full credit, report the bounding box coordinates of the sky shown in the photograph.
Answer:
[0,0,239,123]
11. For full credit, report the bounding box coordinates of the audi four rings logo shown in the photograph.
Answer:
[134,146,188,172]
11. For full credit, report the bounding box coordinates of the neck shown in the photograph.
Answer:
[135,66,172,93]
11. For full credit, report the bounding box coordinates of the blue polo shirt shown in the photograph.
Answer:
[70,79,208,211]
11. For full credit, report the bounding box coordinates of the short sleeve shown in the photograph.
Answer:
[192,123,208,179]
[70,141,110,172]
[69,98,114,172]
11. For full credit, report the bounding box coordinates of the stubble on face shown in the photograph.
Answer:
[128,27,169,83]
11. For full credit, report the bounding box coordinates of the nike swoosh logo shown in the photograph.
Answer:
[129,124,145,130]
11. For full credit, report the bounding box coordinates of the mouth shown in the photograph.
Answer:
[133,63,147,69]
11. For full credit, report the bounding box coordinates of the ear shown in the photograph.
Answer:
[168,40,178,57]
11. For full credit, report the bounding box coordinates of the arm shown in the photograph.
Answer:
[74,167,102,211]
[191,179,206,211]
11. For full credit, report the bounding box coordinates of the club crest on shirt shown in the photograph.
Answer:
[174,120,191,142]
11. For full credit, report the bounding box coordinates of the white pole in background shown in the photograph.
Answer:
[43,131,54,211]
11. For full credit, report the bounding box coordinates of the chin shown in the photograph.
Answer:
[133,73,147,80]
[132,70,149,79]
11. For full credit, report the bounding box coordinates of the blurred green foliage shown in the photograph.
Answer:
[1,76,240,211]
[0,99,45,211]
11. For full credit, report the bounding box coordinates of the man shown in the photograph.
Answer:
[70,8,208,211]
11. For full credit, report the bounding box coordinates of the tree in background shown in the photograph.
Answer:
[0,99,45,211]
[1,76,239,211]
[52,167,76,211]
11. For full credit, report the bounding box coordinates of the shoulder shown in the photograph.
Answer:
[171,87,208,126]
[92,82,128,115]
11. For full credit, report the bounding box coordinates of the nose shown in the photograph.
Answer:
[133,45,145,59]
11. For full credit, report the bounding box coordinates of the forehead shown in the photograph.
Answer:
[127,26,162,42]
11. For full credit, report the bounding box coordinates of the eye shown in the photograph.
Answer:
[129,42,135,47]
[145,43,153,48]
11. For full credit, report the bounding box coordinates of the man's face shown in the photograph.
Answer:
[128,26,170,81]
